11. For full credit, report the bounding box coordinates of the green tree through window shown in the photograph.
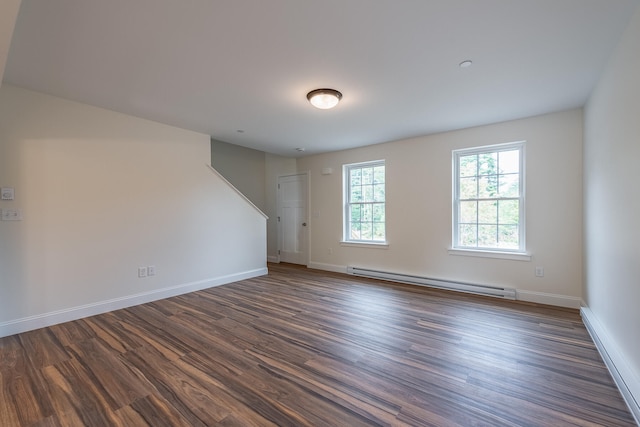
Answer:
[454,142,524,251]
[344,161,386,242]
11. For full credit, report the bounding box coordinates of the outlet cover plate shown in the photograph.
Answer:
[138,267,147,278]
[1,209,22,221]
[1,188,14,200]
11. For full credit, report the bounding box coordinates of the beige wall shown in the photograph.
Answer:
[0,85,266,336]
[297,109,584,307]
[584,3,640,409]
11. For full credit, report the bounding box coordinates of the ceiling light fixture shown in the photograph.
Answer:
[459,60,473,68]
[307,88,342,109]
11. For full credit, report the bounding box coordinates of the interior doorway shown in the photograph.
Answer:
[277,173,308,265]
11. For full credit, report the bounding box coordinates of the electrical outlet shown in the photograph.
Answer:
[535,266,544,277]
[1,188,15,200]
[138,267,147,278]
[1,209,22,221]
[327,248,333,255]
[147,265,156,276]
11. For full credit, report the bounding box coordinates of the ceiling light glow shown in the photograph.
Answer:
[307,89,342,109]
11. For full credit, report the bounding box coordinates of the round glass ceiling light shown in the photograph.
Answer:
[307,88,342,109]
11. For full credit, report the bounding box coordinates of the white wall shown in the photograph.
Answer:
[0,84,267,337]
[583,3,640,416]
[211,138,267,212]
[297,109,584,307]
[208,138,299,262]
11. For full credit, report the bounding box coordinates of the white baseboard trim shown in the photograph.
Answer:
[581,306,640,425]
[267,255,280,263]
[0,267,268,338]
[516,290,582,309]
[307,261,347,274]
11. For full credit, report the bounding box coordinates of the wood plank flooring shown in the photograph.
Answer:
[0,263,636,426]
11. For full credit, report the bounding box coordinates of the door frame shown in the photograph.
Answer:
[276,171,310,266]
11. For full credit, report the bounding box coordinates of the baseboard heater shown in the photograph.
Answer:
[347,266,517,300]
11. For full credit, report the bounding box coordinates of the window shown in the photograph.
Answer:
[453,142,524,252]
[344,160,386,243]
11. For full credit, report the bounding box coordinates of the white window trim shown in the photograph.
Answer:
[343,159,386,245]
[452,141,526,256]
[448,248,531,261]
[340,240,389,248]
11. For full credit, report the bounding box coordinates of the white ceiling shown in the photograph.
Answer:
[4,0,638,157]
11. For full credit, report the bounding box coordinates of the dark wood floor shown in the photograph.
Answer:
[0,263,635,426]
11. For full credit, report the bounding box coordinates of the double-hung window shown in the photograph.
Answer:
[344,160,386,243]
[453,142,525,253]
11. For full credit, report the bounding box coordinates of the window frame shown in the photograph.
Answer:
[343,160,387,245]
[452,141,526,255]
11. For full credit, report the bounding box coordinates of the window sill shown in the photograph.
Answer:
[448,248,531,261]
[340,241,389,249]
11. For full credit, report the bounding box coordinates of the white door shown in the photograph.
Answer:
[277,173,308,265]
